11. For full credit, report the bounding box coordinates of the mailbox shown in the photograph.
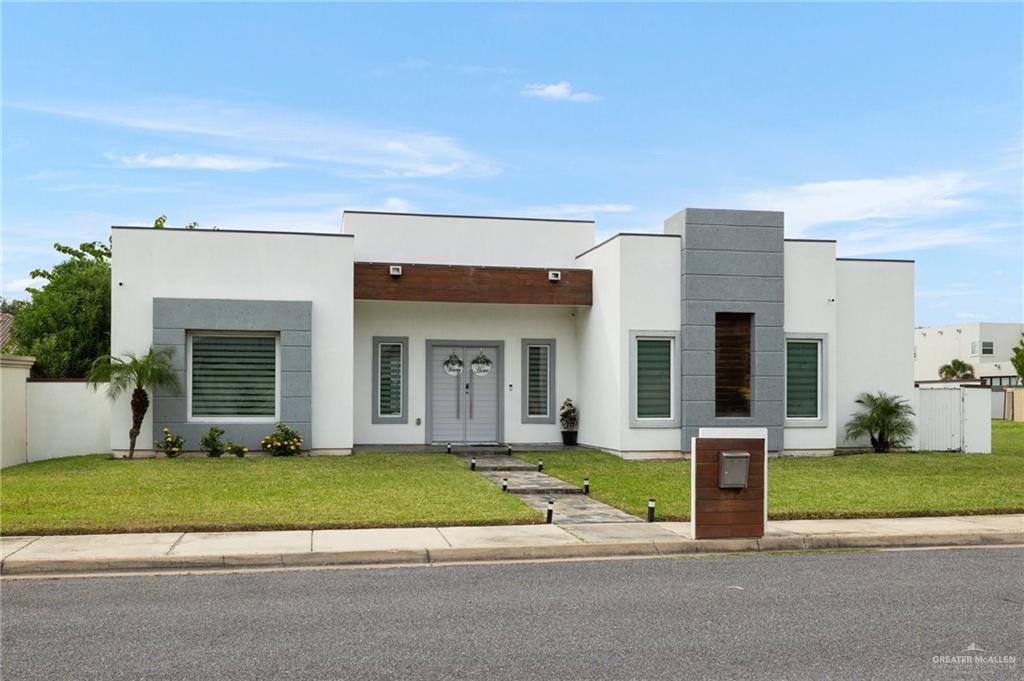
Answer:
[718,451,750,489]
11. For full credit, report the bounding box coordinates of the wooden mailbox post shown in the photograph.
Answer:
[690,427,767,540]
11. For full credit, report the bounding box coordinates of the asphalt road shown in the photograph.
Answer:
[2,548,1021,680]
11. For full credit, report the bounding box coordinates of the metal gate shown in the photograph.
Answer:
[918,387,963,451]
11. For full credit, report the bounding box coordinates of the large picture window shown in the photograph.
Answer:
[715,313,753,417]
[372,337,408,423]
[520,339,555,423]
[189,334,278,420]
[629,331,679,427]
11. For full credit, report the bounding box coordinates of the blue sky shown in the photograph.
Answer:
[3,3,1021,326]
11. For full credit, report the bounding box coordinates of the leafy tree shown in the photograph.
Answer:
[87,347,180,459]
[844,391,916,453]
[0,297,27,315]
[938,358,974,381]
[8,242,111,376]
[1011,333,1024,381]
[153,215,207,230]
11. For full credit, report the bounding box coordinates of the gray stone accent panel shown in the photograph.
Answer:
[666,209,785,451]
[152,298,312,451]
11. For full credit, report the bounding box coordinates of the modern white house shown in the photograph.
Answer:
[914,323,1023,387]
[109,208,916,457]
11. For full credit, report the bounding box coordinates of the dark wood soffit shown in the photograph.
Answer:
[354,262,593,306]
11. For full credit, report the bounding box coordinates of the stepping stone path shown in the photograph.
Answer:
[456,452,641,524]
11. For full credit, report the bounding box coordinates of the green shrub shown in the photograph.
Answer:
[261,422,304,456]
[154,427,185,458]
[226,441,248,458]
[199,426,226,458]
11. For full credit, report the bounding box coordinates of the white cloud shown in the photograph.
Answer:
[837,222,1010,257]
[3,276,46,297]
[954,312,988,320]
[916,284,976,300]
[15,98,497,179]
[740,172,981,238]
[521,82,599,103]
[522,203,634,219]
[113,153,289,172]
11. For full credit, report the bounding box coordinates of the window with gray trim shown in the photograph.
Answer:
[189,333,278,420]
[520,339,555,423]
[981,341,994,356]
[786,339,821,419]
[372,337,408,423]
[628,331,679,427]
[785,333,828,427]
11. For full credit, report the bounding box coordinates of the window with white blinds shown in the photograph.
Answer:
[635,337,673,419]
[378,343,403,417]
[526,344,550,417]
[190,334,277,419]
[786,340,820,419]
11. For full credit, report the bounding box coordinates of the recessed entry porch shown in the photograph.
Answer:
[354,295,581,448]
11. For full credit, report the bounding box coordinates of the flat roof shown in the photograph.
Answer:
[837,256,914,263]
[110,226,350,238]
[342,210,595,224]
[575,232,681,259]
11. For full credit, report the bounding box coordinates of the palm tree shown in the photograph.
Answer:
[938,358,974,381]
[87,347,180,459]
[844,391,916,453]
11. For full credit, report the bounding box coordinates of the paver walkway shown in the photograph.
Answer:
[457,452,641,524]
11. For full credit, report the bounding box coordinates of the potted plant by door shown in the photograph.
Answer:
[559,398,579,446]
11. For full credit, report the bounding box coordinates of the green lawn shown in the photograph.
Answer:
[518,421,1024,521]
[0,453,540,535]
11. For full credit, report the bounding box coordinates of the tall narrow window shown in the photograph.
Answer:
[527,345,550,417]
[786,340,820,419]
[378,344,403,416]
[190,334,277,419]
[521,339,555,423]
[636,338,672,419]
[715,313,752,417]
[373,337,408,423]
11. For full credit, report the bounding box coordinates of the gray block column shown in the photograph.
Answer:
[665,209,785,452]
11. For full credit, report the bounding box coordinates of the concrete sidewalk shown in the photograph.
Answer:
[2,514,1021,576]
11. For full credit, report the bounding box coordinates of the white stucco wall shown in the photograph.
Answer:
[354,300,579,445]
[110,228,354,453]
[782,241,838,452]
[1,355,33,469]
[342,212,595,268]
[576,235,681,454]
[836,259,916,448]
[575,238,623,452]
[27,381,111,461]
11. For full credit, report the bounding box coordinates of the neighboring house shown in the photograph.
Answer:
[914,323,1023,387]
[109,208,915,457]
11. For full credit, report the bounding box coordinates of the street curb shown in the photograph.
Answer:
[3,531,1021,576]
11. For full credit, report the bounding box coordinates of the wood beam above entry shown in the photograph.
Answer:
[354,263,592,306]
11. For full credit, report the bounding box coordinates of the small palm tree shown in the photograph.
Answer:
[844,391,916,453]
[938,358,974,381]
[87,347,180,459]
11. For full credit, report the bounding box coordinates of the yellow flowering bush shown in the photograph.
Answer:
[154,426,185,458]
[260,422,304,457]
[226,441,249,458]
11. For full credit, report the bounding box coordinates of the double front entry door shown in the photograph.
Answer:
[429,343,500,444]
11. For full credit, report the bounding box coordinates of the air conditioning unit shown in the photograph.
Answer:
[389,265,403,277]
[548,270,562,282]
